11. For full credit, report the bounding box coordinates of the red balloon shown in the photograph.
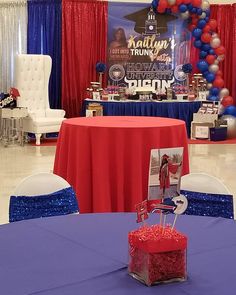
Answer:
[216,70,223,76]
[183,0,190,3]
[192,0,201,7]
[157,6,166,13]
[176,0,183,5]
[188,24,196,31]
[208,19,217,30]
[201,33,212,43]
[206,55,216,64]
[172,5,179,13]
[203,25,211,33]
[221,96,234,107]
[159,0,168,9]
[191,18,198,25]
[215,46,225,55]
[213,77,224,88]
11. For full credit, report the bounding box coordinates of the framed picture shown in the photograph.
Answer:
[148,147,183,201]
[195,126,209,139]
[92,92,100,100]
[191,122,214,139]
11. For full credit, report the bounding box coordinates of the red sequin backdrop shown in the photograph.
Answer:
[62,0,108,118]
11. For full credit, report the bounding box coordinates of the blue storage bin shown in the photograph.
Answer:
[209,127,227,141]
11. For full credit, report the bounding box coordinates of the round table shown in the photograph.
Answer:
[54,116,189,213]
[0,214,235,295]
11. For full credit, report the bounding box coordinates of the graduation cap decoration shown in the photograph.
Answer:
[10,87,20,99]
[124,7,178,35]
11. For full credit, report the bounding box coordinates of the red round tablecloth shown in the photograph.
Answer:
[54,116,189,213]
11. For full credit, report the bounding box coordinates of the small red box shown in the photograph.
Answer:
[128,225,187,286]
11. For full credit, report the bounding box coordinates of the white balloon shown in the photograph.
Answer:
[217,55,225,61]
[218,104,225,115]
[199,12,207,19]
[220,88,229,98]
[214,60,219,65]
[207,83,213,90]
[210,37,221,48]
[209,64,219,73]
[212,33,219,38]
[201,0,210,11]
[180,11,190,20]
[168,0,176,5]
[221,115,236,138]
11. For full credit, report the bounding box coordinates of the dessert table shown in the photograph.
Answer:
[81,99,201,137]
[54,116,189,213]
[0,213,235,295]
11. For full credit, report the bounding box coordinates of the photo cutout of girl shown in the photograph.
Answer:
[148,147,183,200]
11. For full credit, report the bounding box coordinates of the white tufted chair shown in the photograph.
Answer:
[14,54,65,145]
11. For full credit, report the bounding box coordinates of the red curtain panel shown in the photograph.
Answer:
[62,0,108,118]
[211,5,236,103]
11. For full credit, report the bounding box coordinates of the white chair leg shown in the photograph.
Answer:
[35,133,42,145]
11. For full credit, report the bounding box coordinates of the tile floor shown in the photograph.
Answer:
[0,143,235,224]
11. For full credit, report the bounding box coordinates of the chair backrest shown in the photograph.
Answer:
[14,54,51,115]
[180,173,233,219]
[13,172,70,196]
[181,173,231,195]
[10,173,79,222]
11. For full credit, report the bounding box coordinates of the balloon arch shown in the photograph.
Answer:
[151,0,236,117]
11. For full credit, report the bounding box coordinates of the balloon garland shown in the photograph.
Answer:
[151,0,235,117]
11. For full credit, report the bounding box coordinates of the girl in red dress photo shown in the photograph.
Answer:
[159,154,181,198]
[148,148,183,201]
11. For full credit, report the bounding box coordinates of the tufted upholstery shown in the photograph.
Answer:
[14,54,65,145]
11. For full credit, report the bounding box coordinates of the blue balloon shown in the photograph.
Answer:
[187,4,193,11]
[182,63,193,73]
[197,8,202,15]
[223,106,236,117]
[194,39,202,48]
[198,19,207,29]
[199,51,208,59]
[192,28,202,38]
[209,49,215,55]
[191,7,197,14]
[206,72,216,83]
[201,43,211,52]
[207,95,219,101]
[197,60,209,72]
[152,0,159,9]
[205,9,210,17]
[96,62,106,73]
[210,87,220,96]
[203,71,210,78]
[179,4,187,12]
[205,17,209,22]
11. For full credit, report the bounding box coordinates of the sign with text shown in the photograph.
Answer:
[108,3,191,92]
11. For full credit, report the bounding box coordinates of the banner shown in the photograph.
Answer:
[108,2,191,92]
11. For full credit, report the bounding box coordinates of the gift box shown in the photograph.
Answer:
[128,225,187,286]
[87,103,103,116]
[209,127,227,141]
